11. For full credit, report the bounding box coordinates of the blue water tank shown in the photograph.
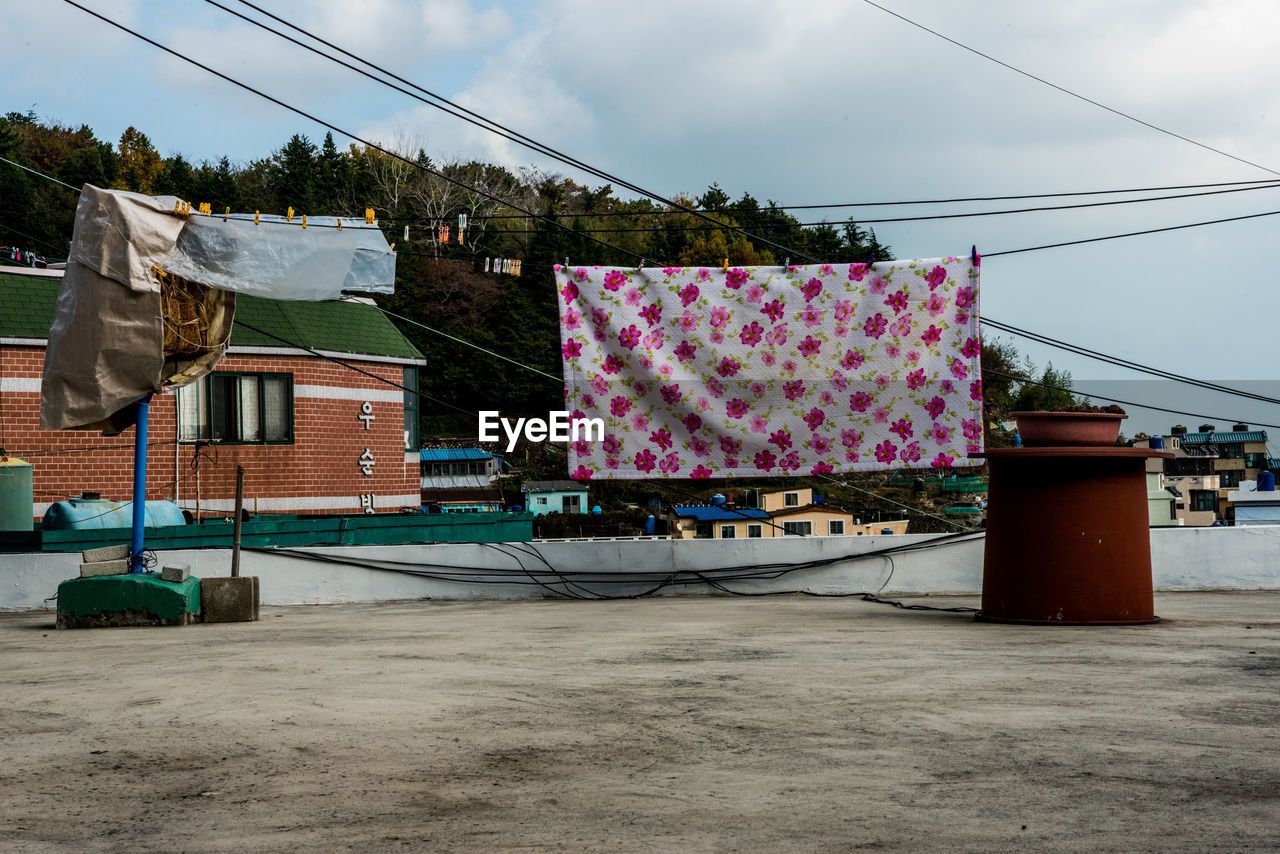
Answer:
[591,505,602,515]
[711,493,726,505]
[42,498,187,530]
[1150,436,1165,450]
[1259,471,1275,492]
[511,504,524,513]
[881,527,894,535]
[814,493,825,505]
[644,515,656,535]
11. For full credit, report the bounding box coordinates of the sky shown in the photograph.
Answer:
[6,0,1280,442]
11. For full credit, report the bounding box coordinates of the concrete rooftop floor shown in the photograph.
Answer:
[1,592,1277,853]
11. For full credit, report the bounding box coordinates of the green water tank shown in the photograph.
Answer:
[0,456,34,531]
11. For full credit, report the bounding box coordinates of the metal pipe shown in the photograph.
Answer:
[231,465,244,578]
[129,395,152,573]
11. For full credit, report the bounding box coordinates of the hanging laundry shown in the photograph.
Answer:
[555,258,982,480]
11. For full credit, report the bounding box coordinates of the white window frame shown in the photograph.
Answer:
[747,524,763,538]
[828,520,845,536]
[719,525,736,538]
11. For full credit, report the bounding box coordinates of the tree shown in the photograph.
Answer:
[113,127,163,193]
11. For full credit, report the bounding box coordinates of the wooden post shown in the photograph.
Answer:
[231,465,244,578]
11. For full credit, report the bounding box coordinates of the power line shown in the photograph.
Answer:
[0,154,82,192]
[985,369,1280,431]
[208,0,825,267]
[349,300,561,383]
[390,180,1280,234]
[983,319,1280,408]
[60,0,649,267]
[985,206,1280,257]
[442,178,1280,219]
[862,0,1280,178]
[0,222,67,256]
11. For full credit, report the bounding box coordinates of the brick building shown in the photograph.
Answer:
[1,268,425,523]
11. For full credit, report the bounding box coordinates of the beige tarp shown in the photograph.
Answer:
[40,185,396,432]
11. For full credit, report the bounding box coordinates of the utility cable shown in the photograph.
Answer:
[393,180,1280,231]
[0,154,82,192]
[985,368,1280,431]
[348,300,561,383]
[208,0,825,266]
[862,0,1280,178]
[983,318,1280,408]
[0,223,69,256]
[817,475,976,531]
[61,0,649,266]
[985,206,1280,257]
[444,177,1280,217]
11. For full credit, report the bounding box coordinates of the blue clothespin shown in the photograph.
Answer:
[971,244,980,267]
[867,251,876,269]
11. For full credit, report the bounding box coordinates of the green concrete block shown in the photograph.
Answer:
[56,574,202,629]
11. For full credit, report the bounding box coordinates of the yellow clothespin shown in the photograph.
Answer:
[223,207,230,222]
[723,258,729,273]
[287,207,294,222]
[388,243,396,253]
[198,202,212,215]
[254,211,260,226]
[365,208,375,224]
[301,214,307,229]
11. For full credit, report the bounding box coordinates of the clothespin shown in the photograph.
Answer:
[458,227,465,246]
[971,244,980,267]
[223,207,230,222]
[254,210,260,226]
[868,251,876,269]
[458,213,467,230]
[337,218,343,231]
[722,258,728,273]
[563,256,569,268]
[365,208,375,224]
[784,257,789,267]
[198,202,212,215]
[403,225,409,242]
[388,243,396,254]
[484,257,490,273]
[638,259,645,270]
[301,214,308,229]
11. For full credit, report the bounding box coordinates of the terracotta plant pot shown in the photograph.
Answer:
[1011,411,1127,447]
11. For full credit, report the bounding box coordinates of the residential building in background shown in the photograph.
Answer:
[0,268,425,522]
[521,480,589,516]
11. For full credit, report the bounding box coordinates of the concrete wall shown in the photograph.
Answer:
[5,525,1280,611]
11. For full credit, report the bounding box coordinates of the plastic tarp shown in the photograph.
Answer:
[40,185,396,432]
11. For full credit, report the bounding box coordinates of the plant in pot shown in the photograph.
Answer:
[1010,404,1127,447]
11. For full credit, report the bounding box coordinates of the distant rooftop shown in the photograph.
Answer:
[420,448,496,462]
[1180,430,1268,444]
[669,506,770,522]
[522,480,587,493]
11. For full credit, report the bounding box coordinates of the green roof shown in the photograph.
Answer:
[0,270,61,339]
[0,270,422,361]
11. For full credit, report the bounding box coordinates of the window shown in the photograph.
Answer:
[535,497,547,505]
[782,520,812,536]
[563,494,582,514]
[403,366,419,451]
[1244,452,1266,470]
[747,524,763,538]
[720,525,736,538]
[1190,490,1216,512]
[177,372,292,443]
[784,492,800,507]
[1220,469,1244,488]
[828,520,845,536]
[695,522,712,538]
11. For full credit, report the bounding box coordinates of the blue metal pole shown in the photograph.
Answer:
[129,395,152,573]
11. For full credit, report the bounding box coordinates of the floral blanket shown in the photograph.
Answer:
[554,258,982,480]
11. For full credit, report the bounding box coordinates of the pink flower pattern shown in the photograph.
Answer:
[556,258,981,478]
